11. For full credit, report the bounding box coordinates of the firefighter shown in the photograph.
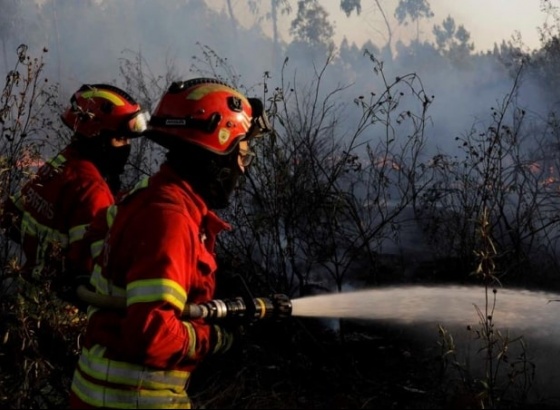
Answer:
[68,78,271,409]
[1,83,149,302]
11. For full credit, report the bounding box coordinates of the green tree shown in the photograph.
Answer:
[339,0,432,61]
[290,0,334,49]
[248,0,293,69]
[394,0,434,42]
[528,0,560,101]
[340,0,393,59]
[340,0,361,16]
[432,15,475,67]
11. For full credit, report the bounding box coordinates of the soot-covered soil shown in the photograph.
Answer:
[189,317,560,409]
[189,319,472,409]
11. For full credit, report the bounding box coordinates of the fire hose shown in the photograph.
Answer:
[76,285,293,323]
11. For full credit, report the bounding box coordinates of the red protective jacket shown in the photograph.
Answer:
[70,163,234,409]
[1,145,114,283]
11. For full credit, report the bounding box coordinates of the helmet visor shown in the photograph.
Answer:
[247,98,272,139]
[127,110,151,136]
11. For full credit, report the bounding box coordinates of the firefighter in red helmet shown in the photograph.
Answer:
[69,78,271,409]
[1,83,149,300]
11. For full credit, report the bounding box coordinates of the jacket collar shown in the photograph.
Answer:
[156,163,232,235]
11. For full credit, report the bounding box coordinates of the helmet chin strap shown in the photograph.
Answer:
[204,159,241,209]
[72,135,131,178]
[165,147,242,210]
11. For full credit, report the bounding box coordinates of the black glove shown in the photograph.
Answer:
[210,323,247,355]
[57,273,91,313]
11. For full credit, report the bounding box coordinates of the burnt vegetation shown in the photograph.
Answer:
[2,0,560,408]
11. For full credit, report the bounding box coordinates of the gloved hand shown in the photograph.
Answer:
[210,323,246,355]
[73,274,93,313]
[57,273,92,313]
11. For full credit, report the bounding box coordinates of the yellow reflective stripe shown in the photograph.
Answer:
[127,279,186,310]
[20,212,40,236]
[89,178,147,262]
[182,322,197,359]
[210,325,234,354]
[72,369,191,409]
[130,176,150,193]
[85,303,99,319]
[90,239,104,259]
[90,263,102,282]
[47,153,67,168]
[78,345,191,391]
[11,193,24,212]
[84,206,117,260]
[69,223,88,244]
[18,211,68,277]
[87,205,115,259]
[19,209,68,245]
[87,265,124,318]
[87,178,147,265]
[90,266,126,297]
[106,204,117,225]
[89,264,103,290]
[119,176,150,202]
[187,84,248,104]
[81,90,126,106]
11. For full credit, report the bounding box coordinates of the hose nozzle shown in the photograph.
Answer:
[183,293,292,323]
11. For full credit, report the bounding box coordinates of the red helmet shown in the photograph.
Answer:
[61,84,149,138]
[148,78,260,155]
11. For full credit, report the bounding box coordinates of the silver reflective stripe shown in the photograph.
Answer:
[47,153,67,168]
[211,324,233,354]
[86,266,124,319]
[11,192,24,212]
[72,368,191,409]
[121,176,149,201]
[10,153,69,277]
[78,345,191,390]
[106,204,117,225]
[19,211,69,277]
[127,279,187,310]
[89,204,115,263]
[90,239,104,259]
[90,267,126,297]
[69,223,88,244]
[20,211,68,245]
[182,322,197,359]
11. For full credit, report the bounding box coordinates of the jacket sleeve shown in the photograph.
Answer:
[64,179,114,276]
[113,206,218,369]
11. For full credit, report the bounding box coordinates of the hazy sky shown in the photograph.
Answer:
[412,0,545,51]
[333,0,546,51]
[438,0,544,46]
[209,0,547,52]
[325,0,547,52]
